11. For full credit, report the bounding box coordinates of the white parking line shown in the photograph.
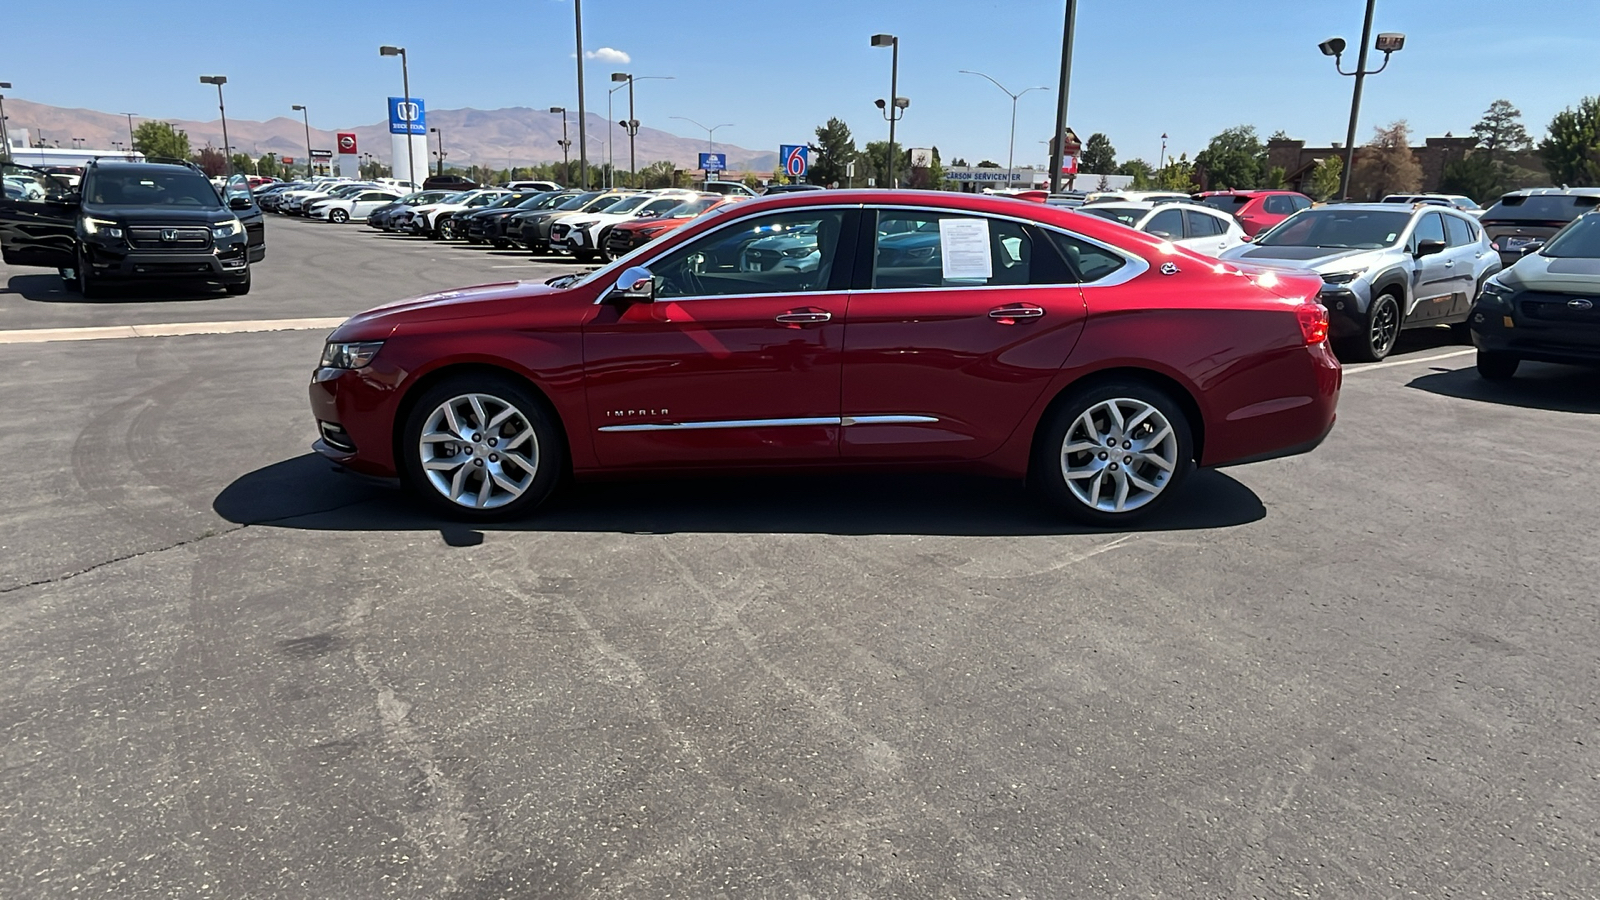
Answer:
[0,317,346,345]
[1344,348,1475,374]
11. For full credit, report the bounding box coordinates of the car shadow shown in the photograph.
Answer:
[214,454,1267,537]
[1407,361,1600,414]
[3,273,223,304]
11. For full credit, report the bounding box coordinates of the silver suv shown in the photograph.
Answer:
[1221,203,1503,361]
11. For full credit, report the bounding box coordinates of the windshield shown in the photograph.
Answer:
[1542,215,1600,258]
[662,197,718,218]
[583,194,627,212]
[522,193,569,209]
[1075,207,1144,228]
[1254,209,1412,249]
[557,191,602,210]
[638,197,685,217]
[1200,195,1248,212]
[1483,194,1599,221]
[606,195,651,214]
[85,170,219,207]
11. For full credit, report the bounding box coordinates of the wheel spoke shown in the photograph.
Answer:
[423,457,463,472]
[449,463,471,501]
[500,449,537,475]
[487,406,517,432]
[442,403,464,439]
[1088,470,1106,505]
[501,428,533,451]
[1124,405,1156,433]
[419,430,457,444]
[1135,425,1172,453]
[1105,401,1126,432]
[1135,450,1174,472]
[468,396,489,432]
[475,478,493,508]
[490,470,526,497]
[1112,469,1130,511]
[1128,471,1163,494]
[1064,440,1101,455]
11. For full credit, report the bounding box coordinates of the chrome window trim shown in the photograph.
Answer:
[598,414,939,433]
[597,201,1151,303]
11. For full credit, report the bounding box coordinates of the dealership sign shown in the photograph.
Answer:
[337,133,358,155]
[387,97,427,135]
[944,167,1026,182]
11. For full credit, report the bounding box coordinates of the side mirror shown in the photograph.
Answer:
[47,190,82,208]
[229,195,254,210]
[1415,238,1446,258]
[612,266,655,303]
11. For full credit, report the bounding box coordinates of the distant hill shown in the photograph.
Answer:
[4,98,778,173]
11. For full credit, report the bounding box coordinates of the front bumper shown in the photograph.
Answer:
[82,239,250,282]
[1470,299,1600,367]
[1316,281,1374,340]
[308,365,404,477]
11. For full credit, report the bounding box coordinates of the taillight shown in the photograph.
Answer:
[1490,241,1500,251]
[1296,301,1329,345]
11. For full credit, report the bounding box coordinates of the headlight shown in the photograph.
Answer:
[566,220,596,230]
[81,216,123,238]
[319,341,385,369]
[212,218,243,239]
[1479,279,1515,304]
[781,246,814,258]
[1320,270,1362,285]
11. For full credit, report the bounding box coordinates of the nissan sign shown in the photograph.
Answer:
[337,133,358,154]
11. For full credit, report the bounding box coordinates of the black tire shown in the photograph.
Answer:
[1031,378,1195,527]
[223,266,251,295]
[573,249,599,263]
[491,239,511,249]
[75,250,104,299]
[1342,290,1402,363]
[329,208,349,224]
[400,374,565,521]
[1476,350,1519,381]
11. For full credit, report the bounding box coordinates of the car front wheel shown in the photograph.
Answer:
[1476,350,1519,381]
[75,249,104,299]
[1344,291,1401,362]
[1032,380,1193,527]
[329,208,349,224]
[400,376,564,520]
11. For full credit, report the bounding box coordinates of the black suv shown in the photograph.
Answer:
[0,159,265,297]
[422,173,477,191]
[1479,188,1600,267]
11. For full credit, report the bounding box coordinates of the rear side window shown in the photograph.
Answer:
[1290,195,1312,211]
[1263,195,1296,215]
[1145,209,1184,240]
[870,211,1035,289]
[1443,215,1474,247]
[1047,232,1127,283]
[1199,195,1247,213]
[1185,210,1225,237]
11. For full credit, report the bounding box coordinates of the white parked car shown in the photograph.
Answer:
[1074,200,1248,257]
[404,189,509,238]
[1082,190,1191,205]
[549,190,702,261]
[311,187,405,224]
[278,179,356,215]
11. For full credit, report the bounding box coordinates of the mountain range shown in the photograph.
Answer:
[4,98,778,173]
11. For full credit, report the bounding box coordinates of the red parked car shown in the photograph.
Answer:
[1195,190,1313,237]
[601,194,745,261]
[308,190,1340,525]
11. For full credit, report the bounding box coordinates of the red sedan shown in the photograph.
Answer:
[309,190,1340,525]
[1195,190,1314,237]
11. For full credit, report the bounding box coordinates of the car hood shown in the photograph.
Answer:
[1501,253,1600,293]
[615,216,689,233]
[1222,244,1392,274]
[79,204,230,225]
[331,281,565,340]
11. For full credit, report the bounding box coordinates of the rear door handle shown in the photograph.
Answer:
[775,311,831,325]
[989,305,1045,322]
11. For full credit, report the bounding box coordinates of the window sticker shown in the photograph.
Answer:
[939,217,993,280]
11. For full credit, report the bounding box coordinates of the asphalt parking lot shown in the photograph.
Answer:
[2,217,1597,898]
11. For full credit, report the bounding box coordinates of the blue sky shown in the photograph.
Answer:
[8,0,1596,166]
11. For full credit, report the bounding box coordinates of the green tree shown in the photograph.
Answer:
[976,159,1001,168]
[862,140,903,187]
[1439,153,1501,203]
[742,171,764,190]
[809,117,858,187]
[1262,165,1286,190]
[1116,158,1154,189]
[1473,99,1533,160]
[132,120,190,160]
[1194,125,1265,190]
[1350,120,1423,199]
[1307,156,1342,201]
[1539,96,1600,187]
[256,153,282,179]
[1156,153,1196,192]
[229,152,255,176]
[194,146,228,177]
[1081,132,1116,175]
[639,160,678,188]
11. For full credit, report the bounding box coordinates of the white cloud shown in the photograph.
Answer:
[585,47,630,64]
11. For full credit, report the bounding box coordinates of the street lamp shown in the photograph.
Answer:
[291,104,314,179]
[123,112,136,153]
[670,117,733,185]
[870,33,901,188]
[609,72,675,189]
[0,83,11,162]
[199,75,231,176]
[959,70,1049,189]
[1319,0,1406,200]
[571,0,589,189]
[1047,1,1079,193]
[429,126,446,176]
[379,45,417,188]
[549,107,572,183]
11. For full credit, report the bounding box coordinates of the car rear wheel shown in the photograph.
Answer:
[328,208,349,224]
[1032,380,1193,527]
[401,376,564,520]
[1344,290,1401,362]
[1476,350,1519,381]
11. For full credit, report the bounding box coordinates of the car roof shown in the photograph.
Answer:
[1081,200,1223,213]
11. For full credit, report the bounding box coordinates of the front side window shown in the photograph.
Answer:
[870,210,1033,289]
[652,209,847,299]
[2,164,73,202]
[1144,209,1184,240]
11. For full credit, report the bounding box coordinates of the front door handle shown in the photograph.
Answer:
[1444,260,1455,268]
[989,304,1045,323]
[775,310,831,325]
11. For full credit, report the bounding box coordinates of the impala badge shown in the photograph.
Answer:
[1569,299,1594,311]
[1160,262,1180,276]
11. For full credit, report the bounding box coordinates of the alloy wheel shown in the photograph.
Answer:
[1368,294,1399,359]
[417,393,540,509]
[1060,398,1179,513]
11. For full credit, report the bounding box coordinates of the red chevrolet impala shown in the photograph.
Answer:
[309,190,1340,525]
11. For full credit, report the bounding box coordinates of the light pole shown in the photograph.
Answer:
[1160,133,1168,171]
[1319,0,1406,200]
[959,70,1048,189]
[430,126,446,176]
[870,34,901,188]
[291,104,314,179]
[670,116,732,185]
[608,73,675,190]
[572,0,589,189]
[199,75,231,176]
[123,112,136,153]
[0,83,11,162]
[379,45,417,188]
[549,107,572,184]
[1047,2,1078,194]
